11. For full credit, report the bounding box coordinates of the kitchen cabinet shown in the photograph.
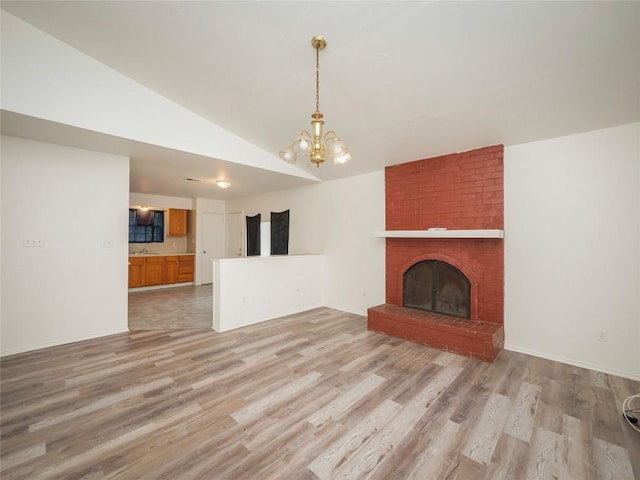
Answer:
[168,209,187,236]
[144,256,166,286]
[166,256,179,284]
[128,257,145,288]
[178,255,194,282]
[129,254,195,287]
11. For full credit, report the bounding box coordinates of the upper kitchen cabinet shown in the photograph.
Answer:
[167,208,187,236]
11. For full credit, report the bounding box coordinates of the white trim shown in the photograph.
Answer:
[504,343,640,381]
[0,328,129,357]
[374,229,504,239]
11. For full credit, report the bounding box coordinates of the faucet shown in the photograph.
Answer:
[136,248,149,254]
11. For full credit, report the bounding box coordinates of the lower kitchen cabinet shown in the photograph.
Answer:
[128,257,145,288]
[128,254,195,287]
[144,256,166,286]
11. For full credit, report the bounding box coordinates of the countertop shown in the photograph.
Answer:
[128,252,195,257]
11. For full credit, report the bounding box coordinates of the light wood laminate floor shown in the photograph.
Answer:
[2,307,639,479]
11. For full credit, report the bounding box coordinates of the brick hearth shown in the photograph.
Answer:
[368,145,505,361]
[368,304,504,362]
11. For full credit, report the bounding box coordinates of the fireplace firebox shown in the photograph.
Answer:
[403,260,470,319]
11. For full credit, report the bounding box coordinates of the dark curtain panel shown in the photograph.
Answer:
[270,210,290,255]
[135,209,154,226]
[246,214,261,256]
[129,209,164,243]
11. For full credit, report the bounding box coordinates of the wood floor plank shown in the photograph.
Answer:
[1,286,638,479]
[503,381,541,443]
[482,433,529,480]
[308,398,402,479]
[563,414,597,480]
[461,392,512,466]
[231,371,323,424]
[330,364,463,479]
[308,373,386,427]
[404,419,462,479]
[524,426,568,480]
[0,442,46,472]
[593,437,635,480]
[29,376,175,432]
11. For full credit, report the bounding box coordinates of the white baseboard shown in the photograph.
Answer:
[504,343,640,382]
[1,327,129,357]
[323,303,367,317]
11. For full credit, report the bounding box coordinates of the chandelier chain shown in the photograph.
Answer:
[315,44,320,113]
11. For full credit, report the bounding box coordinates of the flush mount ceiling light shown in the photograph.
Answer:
[280,36,351,168]
[216,180,231,189]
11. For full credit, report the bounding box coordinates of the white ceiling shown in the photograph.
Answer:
[2,1,639,200]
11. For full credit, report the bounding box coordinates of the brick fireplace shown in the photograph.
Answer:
[367,145,505,361]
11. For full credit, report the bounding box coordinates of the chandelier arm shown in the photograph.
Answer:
[322,130,339,141]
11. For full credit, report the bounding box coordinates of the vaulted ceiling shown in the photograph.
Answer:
[2,1,639,199]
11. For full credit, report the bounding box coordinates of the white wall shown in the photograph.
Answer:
[322,172,386,314]
[504,123,640,379]
[0,11,316,181]
[213,255,325,331]
[227,171,386,316]
[1,136,130,355]
[130,193,193,210]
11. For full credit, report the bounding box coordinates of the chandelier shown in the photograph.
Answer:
[280,36,351,168]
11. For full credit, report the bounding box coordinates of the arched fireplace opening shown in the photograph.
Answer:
[403,260,470,319]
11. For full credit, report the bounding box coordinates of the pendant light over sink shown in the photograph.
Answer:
[279,36,351,168]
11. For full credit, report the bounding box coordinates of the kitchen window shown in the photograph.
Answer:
[128,209,164,243]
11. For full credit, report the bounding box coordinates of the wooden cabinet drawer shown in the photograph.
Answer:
[177,255,194,282]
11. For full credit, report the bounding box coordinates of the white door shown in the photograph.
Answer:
[226,211,244,258]
[201,212,225,285]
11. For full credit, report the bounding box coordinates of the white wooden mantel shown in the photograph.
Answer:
[374,229,504,239]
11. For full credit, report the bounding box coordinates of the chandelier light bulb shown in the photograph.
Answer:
[334,152,352,165]
[279,145,297,163]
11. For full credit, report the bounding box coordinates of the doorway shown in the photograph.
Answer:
[201,212,225,284]
[226,211,244,258]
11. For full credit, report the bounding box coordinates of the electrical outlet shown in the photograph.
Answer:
[23,236,45,248]
[596,329,608,342]
[100,239,113,248]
